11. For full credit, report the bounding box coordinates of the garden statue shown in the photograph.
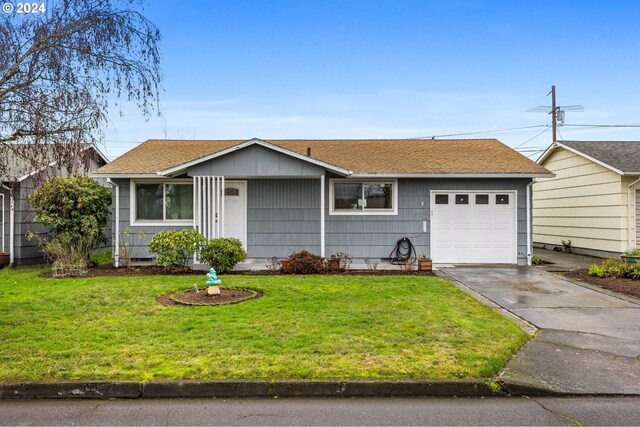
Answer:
[206,267,221,295]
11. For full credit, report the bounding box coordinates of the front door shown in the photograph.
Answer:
[224,181,247,251]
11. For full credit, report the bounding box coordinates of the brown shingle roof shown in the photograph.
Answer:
[95,138,550,176]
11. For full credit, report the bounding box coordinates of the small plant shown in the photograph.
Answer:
[531,256,544,265]
[402,260,416,272]
[622,248,640,257]
[283,250,325,274]
[265,256,281,272]
[148,229,206,268]
[31,232,100,277]
[561,239,572,254]
[198,237,246,274]
[118,227,147,267]
[364,257,379,271]
[328,252,352,272]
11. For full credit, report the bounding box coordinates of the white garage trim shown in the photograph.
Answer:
[430,190,518,264]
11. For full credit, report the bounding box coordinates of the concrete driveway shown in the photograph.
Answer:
[438,267,640,395]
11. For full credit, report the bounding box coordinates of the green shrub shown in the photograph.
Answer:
[624,264,640,280]
[588,264,607,278]
[29,176,111,242]
[148,229,206,267]
[198,238,246,273]
[284,250,325,274]
[42,232,101,277]
[588,258,635,278]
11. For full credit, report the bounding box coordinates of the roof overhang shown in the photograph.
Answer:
[537,141,625,176]
[157,138,352,177]
[90,173,160,179]
[17,144,110,182]
[349,172,554,179]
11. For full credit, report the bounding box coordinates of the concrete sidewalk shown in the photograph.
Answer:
[533,248,602,272]
[438,267,640,395]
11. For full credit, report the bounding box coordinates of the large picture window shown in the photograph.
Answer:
[330,180,397,215]
[133,181,193,223]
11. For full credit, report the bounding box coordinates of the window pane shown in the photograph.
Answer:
[435,194,448,204]
[475,194,489,205]
[496,194,510,205]
[364,183,393,209]
[136,184,163,220]
[455,194,469,204]
[166,184,193,219]
[334,183,362,210]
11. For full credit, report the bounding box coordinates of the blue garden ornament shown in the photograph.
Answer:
[206,268,221,286]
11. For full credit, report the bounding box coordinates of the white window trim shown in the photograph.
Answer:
[329,178,398,216]
[130,179,194,226]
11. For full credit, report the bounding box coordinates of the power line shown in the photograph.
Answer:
[513,127,550,149]
[564,123,640,128]
[415,124,548,139]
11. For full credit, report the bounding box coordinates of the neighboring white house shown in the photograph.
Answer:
[534,140,640,258]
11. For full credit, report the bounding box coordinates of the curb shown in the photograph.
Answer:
[0,379,498,399]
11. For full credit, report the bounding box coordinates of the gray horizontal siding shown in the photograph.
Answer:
[112,176,532,266]
[188,145,324,177]
[247,179,320,259]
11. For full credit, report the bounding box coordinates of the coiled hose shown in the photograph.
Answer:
[388,237,417,265]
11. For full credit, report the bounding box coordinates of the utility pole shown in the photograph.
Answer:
[550,85,557,143]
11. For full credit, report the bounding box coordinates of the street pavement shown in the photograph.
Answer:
[439,267,640,395]
[1,397,640,425]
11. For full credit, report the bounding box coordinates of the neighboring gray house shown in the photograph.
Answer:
[1,144,109,265]
[92,138,551,267]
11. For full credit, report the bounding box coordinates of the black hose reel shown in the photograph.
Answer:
[388,237,417,265]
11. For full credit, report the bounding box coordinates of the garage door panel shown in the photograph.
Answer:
[431,191,516,264]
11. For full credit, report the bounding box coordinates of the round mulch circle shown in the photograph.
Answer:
[157,287,262,306]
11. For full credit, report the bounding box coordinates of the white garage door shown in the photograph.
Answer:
[431,191,517,264]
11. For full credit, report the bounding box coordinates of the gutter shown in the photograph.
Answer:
[526,180,534,265]
[0,183,14,265]
[107,179,120,268]
[627,177,640,250]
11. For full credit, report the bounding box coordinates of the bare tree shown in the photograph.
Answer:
[0,0,162,180]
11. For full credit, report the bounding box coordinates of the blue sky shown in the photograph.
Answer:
[104,0,640,159]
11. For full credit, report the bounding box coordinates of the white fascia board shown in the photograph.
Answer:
[348,173,554,179]
[554,142,625,175]
[158,138,352,177]
[536,143,557,164]
[90,173,160,178]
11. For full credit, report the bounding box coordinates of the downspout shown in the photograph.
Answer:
[107,179,120,268]
[627,177,640,251]
[320,173,325,258]
[526,180,534,266]
[1,184,14,265]
[0,193,4,252]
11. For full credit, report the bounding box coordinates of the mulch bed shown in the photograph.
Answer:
[40,264,436,278]
[563,269,640,299]
[157,287,262,306]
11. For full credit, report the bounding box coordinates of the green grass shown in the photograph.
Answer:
[0,267,528,381]
[90,251,113,267]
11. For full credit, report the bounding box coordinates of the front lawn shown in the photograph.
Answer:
[0,268,528,381]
